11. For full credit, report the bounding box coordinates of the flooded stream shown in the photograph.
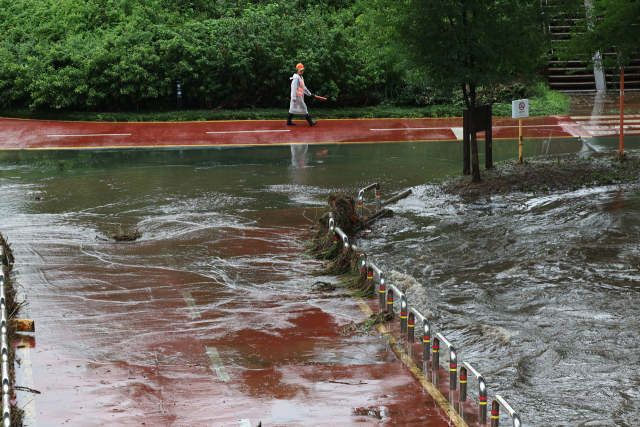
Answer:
[1,134,640,426]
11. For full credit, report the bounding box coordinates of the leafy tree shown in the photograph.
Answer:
[554,0,640,76]
[366,0,548,181]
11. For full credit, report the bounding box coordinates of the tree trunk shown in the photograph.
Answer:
[469,85,481,182]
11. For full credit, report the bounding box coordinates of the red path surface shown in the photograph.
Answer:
[0,115,604,150]
[10,208,487,427]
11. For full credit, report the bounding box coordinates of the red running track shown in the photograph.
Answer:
[0,116,595,150]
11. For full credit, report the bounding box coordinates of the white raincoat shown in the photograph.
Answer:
[289,73,312,115]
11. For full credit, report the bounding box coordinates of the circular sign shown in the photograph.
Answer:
[519,102,525,111]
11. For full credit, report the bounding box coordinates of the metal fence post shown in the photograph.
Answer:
[459,365,467,402]
[496,395,522,427]
[357,183,381,217]
[334,227,350,252]
[368,261,386,311]
[463,362,488,423]
[432,336,440,370]
[436,333,457,390]
[491,399,500,427]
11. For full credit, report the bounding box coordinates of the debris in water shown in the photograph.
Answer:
[343,312,394,334]
[311,281,336,292]
[109,226,142,242]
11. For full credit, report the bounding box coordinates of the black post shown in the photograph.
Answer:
[463,109,470,175]
[485,103,493,169]
[176,80,183,111]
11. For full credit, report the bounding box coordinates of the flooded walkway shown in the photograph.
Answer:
[1,95,640,426]
[9,211,468,426]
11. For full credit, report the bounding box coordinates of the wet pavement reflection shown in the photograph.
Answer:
[1,130,640,426]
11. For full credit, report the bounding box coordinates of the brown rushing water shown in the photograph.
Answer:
[1,124,640,426]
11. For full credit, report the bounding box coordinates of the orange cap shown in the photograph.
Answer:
[296,63,304,70]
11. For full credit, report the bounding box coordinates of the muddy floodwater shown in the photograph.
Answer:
[1,134,640,426]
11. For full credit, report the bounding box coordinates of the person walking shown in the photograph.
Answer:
[287,63,317,127]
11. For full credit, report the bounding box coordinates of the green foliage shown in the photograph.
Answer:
[0,0,388,110]
[366,0,549,103]
[0,84,570,122]
[553,0,640,70]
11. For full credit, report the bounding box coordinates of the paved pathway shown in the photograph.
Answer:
[3,115,636,150]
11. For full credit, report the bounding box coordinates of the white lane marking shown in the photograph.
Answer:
[206,130,290,134]
[576,119,640,124]
[182,291,201,319]
[584,125,640,130]
[588,130,640,135]
[206,346,230,382]
[370,125,567,131]
[238,420,252,427]
[451,127,464,140]
[571,114,640,119]
[46,134,131,137]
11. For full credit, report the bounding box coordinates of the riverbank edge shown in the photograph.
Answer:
[439,151,640,198]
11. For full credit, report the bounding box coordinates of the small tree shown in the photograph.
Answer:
[369,0,548,181]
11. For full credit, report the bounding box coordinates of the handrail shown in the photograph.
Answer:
[325,211,522,422]
[367,261,386,311]
[493,395,522,427]
[407,308,431,361]
[357,183,381,217]
[333,227,350,252]
[0,247,10,427]
[462,362,488,423]
[386,285,407,333]
[435,332,458,390]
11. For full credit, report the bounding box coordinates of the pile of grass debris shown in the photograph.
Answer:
[1,233,25,427]
[343,312,394,334]
[110,226,142,242]
[304,194,374,297]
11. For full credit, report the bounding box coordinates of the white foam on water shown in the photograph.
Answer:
[386,270,432,320]
[480,324,519,344]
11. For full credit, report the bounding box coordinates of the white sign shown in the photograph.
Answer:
[511,99,529,119]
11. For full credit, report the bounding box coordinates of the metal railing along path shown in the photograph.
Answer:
[386,285,408,333]
[407,308,431,361]
[435,332,458,391]
[326,189,524,427]
[367,261,386,311]
[492,396,521,427]
[357,183,381,217]
[0,247,10,427]
[462,362,488,423]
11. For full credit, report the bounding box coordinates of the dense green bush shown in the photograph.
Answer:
[0,0,561,113]
[0,0,387,110]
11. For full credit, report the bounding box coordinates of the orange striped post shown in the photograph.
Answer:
[620,66,625,156]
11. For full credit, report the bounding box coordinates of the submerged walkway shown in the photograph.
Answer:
[2,115,638,150]
[9,207,487,426]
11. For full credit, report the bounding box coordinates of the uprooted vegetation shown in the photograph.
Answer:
[342,312,394,334]
[108,225,142,242]
[305,194,386,298]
